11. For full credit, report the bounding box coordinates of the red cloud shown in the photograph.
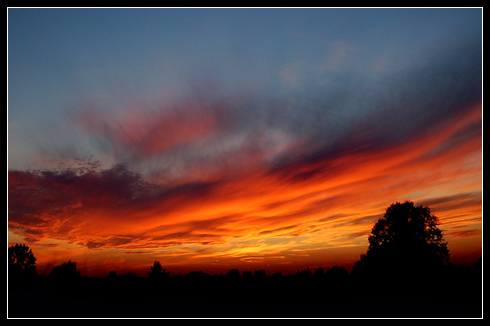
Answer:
[78,99,225,161]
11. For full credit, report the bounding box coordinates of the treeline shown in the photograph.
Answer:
[9,257,482,312]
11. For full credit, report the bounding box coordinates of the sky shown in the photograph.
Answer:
[7,8,482,278]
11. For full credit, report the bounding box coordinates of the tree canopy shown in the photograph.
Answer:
[8,244,37,278]
[49,260,81,280]
[352,201,450,279]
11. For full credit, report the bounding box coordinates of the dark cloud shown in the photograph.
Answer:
[418,192,482,214]
[7,163,226,246]
[86,236,135,249]
[36,243,59,248]
[8,164,149,221]
[418,192,478,208]
[446,229,481,239]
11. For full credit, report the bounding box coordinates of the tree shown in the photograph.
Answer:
[352,201,450,280]
[253,269,266,279]
[225,269,241,280]
[49,260,81,281]
[8,244,37,278]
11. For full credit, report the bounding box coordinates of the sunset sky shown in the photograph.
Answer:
[8,8,482,278]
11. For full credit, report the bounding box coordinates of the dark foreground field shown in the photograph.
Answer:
[8,270,482,318]
[7,291,482,318]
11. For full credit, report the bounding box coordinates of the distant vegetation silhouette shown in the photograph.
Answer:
[147,260,170,281]
[8,201,482,318]
[49,260,81,281]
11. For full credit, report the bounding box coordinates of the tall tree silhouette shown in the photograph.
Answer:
[8,244,37,278]
[352,201,449,281]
